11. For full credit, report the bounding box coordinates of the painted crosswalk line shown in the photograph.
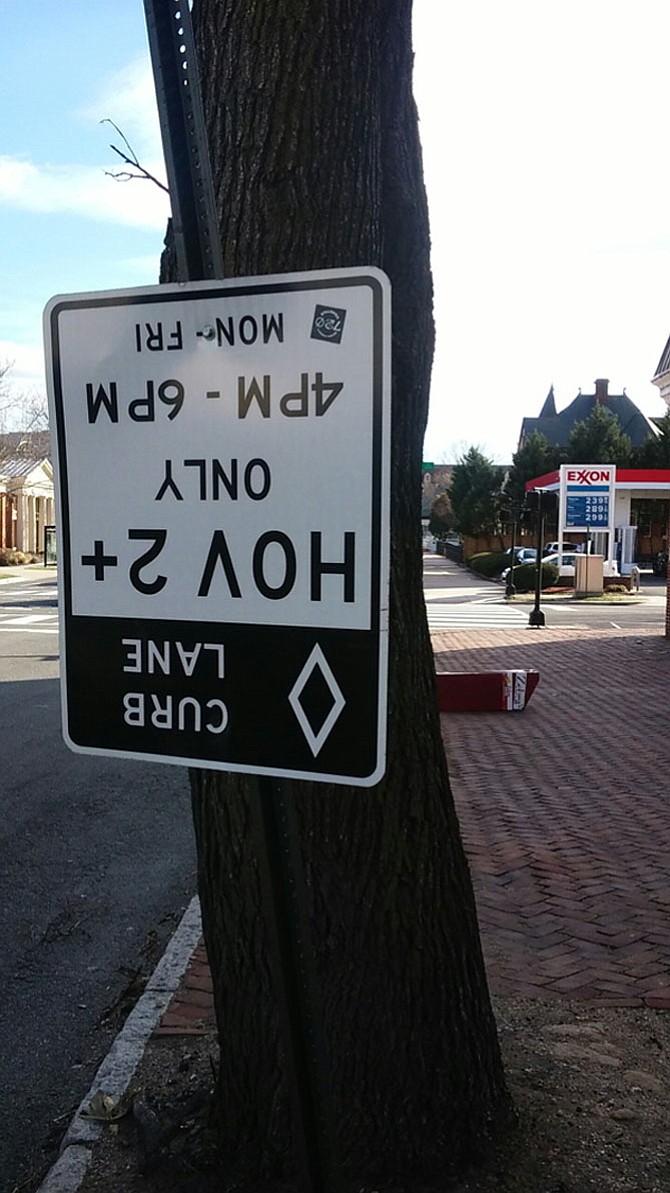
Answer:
[426,603,528,629]
[0,612,59,633]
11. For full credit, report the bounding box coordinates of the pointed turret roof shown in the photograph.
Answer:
[538,385,556,419]
[518,380,657,450]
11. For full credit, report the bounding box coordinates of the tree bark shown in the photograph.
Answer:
[178,1,514,1186]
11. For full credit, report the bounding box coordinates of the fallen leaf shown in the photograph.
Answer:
[81,1089,133,1121]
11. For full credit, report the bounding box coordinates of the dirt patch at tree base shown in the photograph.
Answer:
[76,996,670,1193]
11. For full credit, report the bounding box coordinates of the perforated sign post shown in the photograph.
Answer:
[44,267,391,787]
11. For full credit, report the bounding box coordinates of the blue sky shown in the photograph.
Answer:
[1,0,168,398]
[3,1,670,462]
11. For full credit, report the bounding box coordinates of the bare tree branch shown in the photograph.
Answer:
[100,119,169,193]
[0,361,48,433]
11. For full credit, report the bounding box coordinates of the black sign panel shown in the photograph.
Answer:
[64,618,380,780]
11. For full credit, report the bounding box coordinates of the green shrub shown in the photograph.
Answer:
[467,551,509,578]
[510,561,559,591]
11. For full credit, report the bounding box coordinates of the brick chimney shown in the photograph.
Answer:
[594,378,609,403]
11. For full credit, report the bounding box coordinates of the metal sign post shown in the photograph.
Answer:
[253,780,342,1190]
[143,0,224,281]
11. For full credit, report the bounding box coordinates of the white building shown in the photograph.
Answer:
[0,434,55,557]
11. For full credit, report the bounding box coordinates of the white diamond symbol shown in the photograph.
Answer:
[288,645,346,757]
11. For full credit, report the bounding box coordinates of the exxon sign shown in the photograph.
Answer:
[560,463,615,532]
[565,468,614,485]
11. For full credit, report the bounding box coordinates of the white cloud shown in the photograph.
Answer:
[0,152,169,230]
[78,58,164,159]
[0,58,169,231]
[118,254,165,276]
[0,341,46,397]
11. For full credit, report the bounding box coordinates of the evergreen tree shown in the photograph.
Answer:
[504,431,561,512]
[448,446,506,541]
[634,410,670,467]
[567,404,633,466]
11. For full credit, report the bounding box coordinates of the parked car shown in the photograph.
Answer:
[503,547,537,564]
[541,551,579,576]
[501,551,578,583]
[543,541,579,557]
[653,550,668,577]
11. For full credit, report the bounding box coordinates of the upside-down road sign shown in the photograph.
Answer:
[44,267,391,786]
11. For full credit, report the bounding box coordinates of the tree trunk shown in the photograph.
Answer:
[179,1,513,1186]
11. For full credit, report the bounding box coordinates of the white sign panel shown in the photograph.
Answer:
[560,464,615,531]
[558,463,616,565]
[44,268,391,786]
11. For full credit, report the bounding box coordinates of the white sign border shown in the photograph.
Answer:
[558,463,616,563]
[44,266,391,787]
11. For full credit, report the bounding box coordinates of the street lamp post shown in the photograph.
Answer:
[528,488,546,628]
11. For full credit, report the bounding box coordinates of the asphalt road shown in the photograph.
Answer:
[423,553,668,632]
[0,570,196,1193]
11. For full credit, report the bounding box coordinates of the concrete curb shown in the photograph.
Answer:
[36,895,202,1193]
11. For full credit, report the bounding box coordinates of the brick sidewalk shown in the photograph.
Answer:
[435,624,670,1007]
[154,943,215,1036]
[156,622,670,1031]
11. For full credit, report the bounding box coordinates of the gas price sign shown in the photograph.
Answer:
[561,465,615,530]
[44,268,391,786]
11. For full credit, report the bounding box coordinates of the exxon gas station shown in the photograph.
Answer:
[525,464,670,575]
